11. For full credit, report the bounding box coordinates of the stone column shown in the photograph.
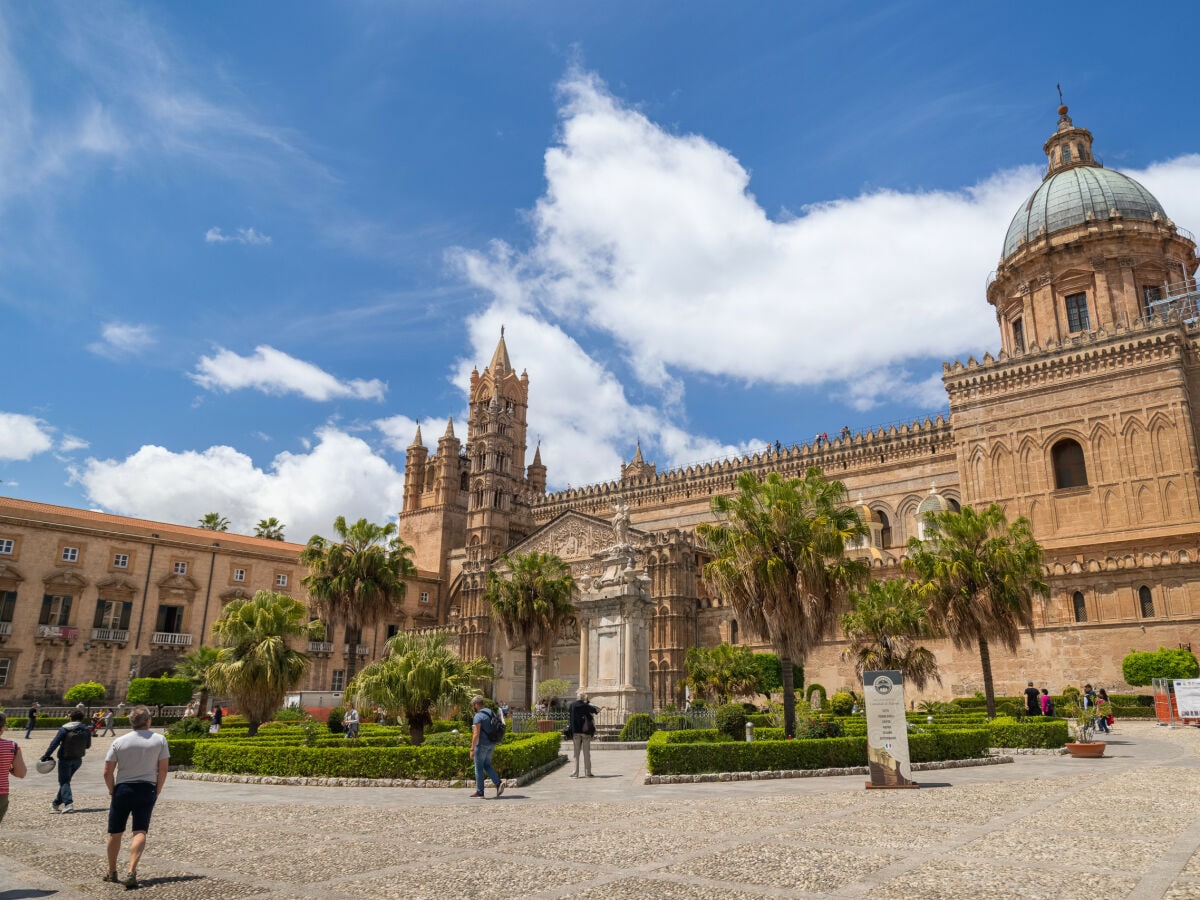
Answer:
[578,618,589,693]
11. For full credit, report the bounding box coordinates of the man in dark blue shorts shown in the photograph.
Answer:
[102,705,169,889]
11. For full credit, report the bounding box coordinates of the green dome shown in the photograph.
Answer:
[1002,166,1167,261]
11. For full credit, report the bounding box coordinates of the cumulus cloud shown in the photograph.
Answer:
[0,413,55,461]
[205,226,272,245]
[57,435,90,453]
[73,427,406,542]
[191,345,386,402]
[87,322,156,360]
[375,415,453,453]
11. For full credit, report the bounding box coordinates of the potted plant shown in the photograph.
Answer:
[1062,701,1105,758]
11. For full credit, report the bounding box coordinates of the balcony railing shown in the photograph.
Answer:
[0,621,11,638]
[344,643,370,657]
[308,641,335,654]
[150,631,193,647]
[35,625,78,641]
[91,627,130,643]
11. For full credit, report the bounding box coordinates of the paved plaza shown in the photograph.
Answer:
[1,722,1199,899]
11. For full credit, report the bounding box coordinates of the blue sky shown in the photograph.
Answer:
[3,2,1200,543]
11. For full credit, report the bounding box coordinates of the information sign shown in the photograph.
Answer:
[863,669,917,789]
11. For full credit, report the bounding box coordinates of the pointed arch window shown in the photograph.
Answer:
[875,511,892,548]
[1052,439,1088,489]
[1072,591,1088,623]
[1138,585,1155,618]
[730,620,739,645]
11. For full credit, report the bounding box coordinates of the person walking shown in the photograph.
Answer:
[342,706,359,739]
[102,705,169,889]
[25,702,39,740]
[1024,681,1041,716]
[100,708,117,737]
[209,705,223,734]
[0,712,28,825]
[40,709,92,813]
[468,696,504,799]
[1039,688,1054,716]
[1096,688,1112,734]
[567,691,599,778]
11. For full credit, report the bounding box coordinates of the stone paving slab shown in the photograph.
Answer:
[1,723,1198,898]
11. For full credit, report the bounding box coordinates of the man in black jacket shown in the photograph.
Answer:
[567,692,599,778]
[41,710,92,813]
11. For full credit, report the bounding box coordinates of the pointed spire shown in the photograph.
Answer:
[488,327,512,373]
[442,417,456,440]
[531,442,543,466]
[411,424,424,448]
[632,440,645,465]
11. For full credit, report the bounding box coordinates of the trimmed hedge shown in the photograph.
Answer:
[190,731,560,780]
[646,727,990,774]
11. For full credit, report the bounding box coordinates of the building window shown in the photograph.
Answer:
[156,605,184,634]
[233,568,246,583]
[1072,591,1088,623]
[1139,585,1155,618]
[730,620,739,645]
[460,472,469,490]
[0,590,15,622]
[41,658,54,675]
[1061,144,1072,164]
[61,546,79,563]
[1052,439,1088,489]
[386,623,400,640]
[1012,318,1025,353]
[113,553,129,569]
[0,657,9,686]
[331,670,345,693]
[173,561,188,576]
[94,599,132,631]
[1065,293,1090,333]
[876,511,892,548]
[1143,285,1162,316]
[0,538,13,555]
[275,573,289,588]
[420,591,430,604]
[39,594,72,627]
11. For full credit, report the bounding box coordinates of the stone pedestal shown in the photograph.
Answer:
[576,543,653,720]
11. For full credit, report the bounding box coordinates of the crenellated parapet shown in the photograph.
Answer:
[531,415,954,522]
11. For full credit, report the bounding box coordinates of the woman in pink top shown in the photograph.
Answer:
[0,712,29,825]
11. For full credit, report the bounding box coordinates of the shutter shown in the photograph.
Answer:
[60,595,72,624]
[39,595,52,626]
[120,602,133,630]
[94,600,107,628]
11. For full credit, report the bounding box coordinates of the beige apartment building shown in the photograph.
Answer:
[3,103,1198,709]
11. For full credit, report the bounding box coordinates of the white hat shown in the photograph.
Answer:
[36,758,56,775]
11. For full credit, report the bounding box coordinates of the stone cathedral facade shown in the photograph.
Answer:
[1,105,1196,708]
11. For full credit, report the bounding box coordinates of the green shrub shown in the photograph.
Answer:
[1110,705,1155,719]
[653,714,690,731]
[64,681,107,706]
[1122,647,1200,686]
[829,692,855,716]
[751,653,784,695]
[658,729,736,744]
[908,728,990,761]
[805,684,827,708]
[274,707,305,722]
[620,713,656,741]
[647,731,867,774]
[986,717,1068,749]
[746,713,774,728]
[167,716,210,738]
[327,707,345,734]
[715,704,747,740]
[795,715,845,739]
[126,677,194,707]
[423,730,471,747]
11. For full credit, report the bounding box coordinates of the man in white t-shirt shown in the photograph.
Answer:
[102,705,170,890]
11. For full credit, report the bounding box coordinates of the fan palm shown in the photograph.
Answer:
[347,630,493,744]
[683,644,762,704]
[841,578,941,691]
[300,516,416,683]
[483,551,576,711]
[174,645,221,717]
[904,504,1047,718]
[254,517,286,540]
[698,468,867,737]
[198,512,230,532]
[208,590,324,735]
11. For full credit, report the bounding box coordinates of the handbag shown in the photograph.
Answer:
[1107,714,1115,726]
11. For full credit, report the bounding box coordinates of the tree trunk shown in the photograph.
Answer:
[525,645,534,710]
[781,656,796,738]
[198,689,209,718]
[247,718,260,737]
[979,636,996,719]
[409,722,424,745]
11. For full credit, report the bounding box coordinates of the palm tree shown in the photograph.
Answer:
[347,630,493,744]
[698,468,867,737]
[482,551,576,711]
[208,590,324,735]
[841,578,942,691]
[904,503,1047,719]
[174,645,221,717]
[300,517,416,684]
[683,644,762,704]
[199,512,230,532]
[254,517,286,541]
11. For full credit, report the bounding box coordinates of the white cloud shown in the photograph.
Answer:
[0,413,55,461]
[375,415,452,453]
[58,435,90,453]
[205,226,272,245]
[87,322,156,360]
[191,345,386,402]
[73,427,406,543]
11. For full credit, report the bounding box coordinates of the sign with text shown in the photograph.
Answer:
[1174,679,1200,721]
[863,669,916,789]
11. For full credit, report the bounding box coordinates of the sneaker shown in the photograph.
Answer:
[63,804,74,813]
[468,791,485,798]
[51,802,62,813]
[123,872,139,890]
[102,871,120,884]
[586,773,595,777]
[495,781,505,798]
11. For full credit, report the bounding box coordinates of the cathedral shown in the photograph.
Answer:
[0,104,1197,709]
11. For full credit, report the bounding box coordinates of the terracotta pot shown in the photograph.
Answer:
[1065,741,1106,758]
[537,719,556,733]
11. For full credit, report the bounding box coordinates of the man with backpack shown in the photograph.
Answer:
[40,709,92,813]
[468,696,505,799]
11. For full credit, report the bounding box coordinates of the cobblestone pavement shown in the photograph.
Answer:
[2,722,1199,899]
